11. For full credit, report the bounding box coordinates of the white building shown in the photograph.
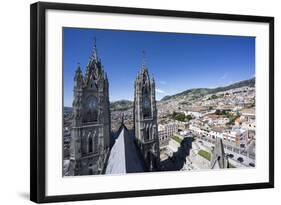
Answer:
[186,111,203,118]
[158,123,178,147]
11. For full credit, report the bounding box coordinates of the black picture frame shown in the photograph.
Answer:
[30,1,274,203]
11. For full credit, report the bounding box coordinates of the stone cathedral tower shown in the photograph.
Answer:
[134,57,160,171]
[69,40,111,175]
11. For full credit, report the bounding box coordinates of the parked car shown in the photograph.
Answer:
[237,157,244,163]
[227,153,234,158]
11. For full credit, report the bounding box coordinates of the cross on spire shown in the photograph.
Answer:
[142,50,146,68]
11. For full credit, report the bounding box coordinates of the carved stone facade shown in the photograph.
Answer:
[69,42,111,175]
[67,44,160,175]
[134,63,160,171]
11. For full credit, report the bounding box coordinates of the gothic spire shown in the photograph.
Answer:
[74,62,83,87]
[75,62,82,76]
[210,138,228,169]
[151,75,155,84]
[91,37,98,61]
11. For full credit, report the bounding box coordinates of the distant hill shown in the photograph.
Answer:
[161,78,255,101]
[64,100,134,113]
[64,106,73,113]
[110,100,133,111]
[64,78,255,112]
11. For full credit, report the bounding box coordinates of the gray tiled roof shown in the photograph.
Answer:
[106,125,145,174]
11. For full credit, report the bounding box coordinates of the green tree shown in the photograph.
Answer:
[175,113,186,122]
[186,115,193,121]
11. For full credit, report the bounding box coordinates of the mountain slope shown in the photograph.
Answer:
[110,100,133,111]
[161,78,255,101]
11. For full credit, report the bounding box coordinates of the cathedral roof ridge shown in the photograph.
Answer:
[106,125,145,174]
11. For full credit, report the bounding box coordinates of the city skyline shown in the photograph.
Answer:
[63,28,255,106]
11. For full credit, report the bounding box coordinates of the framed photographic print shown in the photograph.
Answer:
[30,1,274,203]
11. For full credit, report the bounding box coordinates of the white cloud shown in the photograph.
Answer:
[155,88,166,94]
[158,80,167,85]
[227,81,234,85]
[220,73,228,80]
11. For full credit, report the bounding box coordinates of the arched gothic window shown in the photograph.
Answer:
[84,96,98,122]
[89,169,93,175]
[88,136,93,153]
[94,134,98,153]
[142,87,151,118]
[145,125,150,141]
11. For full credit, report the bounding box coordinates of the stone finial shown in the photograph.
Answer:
[210,137,228,169]
[75,62,82,76]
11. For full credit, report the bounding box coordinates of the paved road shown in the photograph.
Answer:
[195,138,255,167]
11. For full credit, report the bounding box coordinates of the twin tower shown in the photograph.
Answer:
[69,42,160,175]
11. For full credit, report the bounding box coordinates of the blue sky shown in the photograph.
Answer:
[63,27,255,106]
